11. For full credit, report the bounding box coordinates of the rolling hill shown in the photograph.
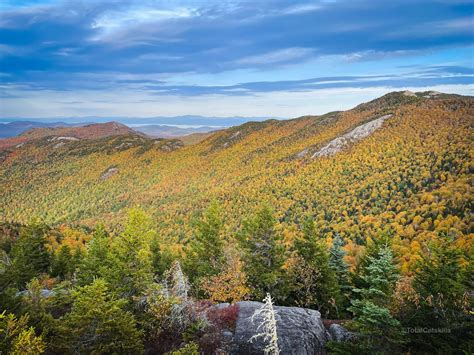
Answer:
[0,121,84,138]
[0,121,141,151]
[132,124,222,138]
[0,91,472,272]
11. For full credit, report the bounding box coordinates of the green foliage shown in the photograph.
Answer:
[329,233,351,308]
[404,237,473,353]
[51,245,79,280]
[238,205,287,301]
[18,279,55,339]
[171,342,199,355]
[150,235,170,277]
[353,231,393,289]
[347,246,403,353]
[55,279,143,354]
[10,222,51,288]
[0,311,46,355]
[76,224,110,286]
[185,201,225,286]
[103,209,155,301]
[290,218,342,317]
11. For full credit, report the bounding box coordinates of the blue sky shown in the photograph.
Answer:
[0,0,473,121]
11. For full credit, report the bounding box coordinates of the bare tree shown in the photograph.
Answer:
[250,293,280,355]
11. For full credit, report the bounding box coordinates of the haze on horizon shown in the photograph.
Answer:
[0,0,473,123]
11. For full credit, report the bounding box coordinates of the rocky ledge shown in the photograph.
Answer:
[217,301,351,354]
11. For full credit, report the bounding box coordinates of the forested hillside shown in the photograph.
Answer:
[1,91,472,269]
[0,121,139,151]
[0,91,472,353]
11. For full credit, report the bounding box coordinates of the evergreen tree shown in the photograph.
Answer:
[103,209,155,301]
[291,218,341,317]
[185,201,225,285]
[0,250,17,312]
[55,279,143,354]
[18,278,55,340]
[0,311,46,355]
[238,205,286,301]
[329,233,352,308]
[347,246,403,353]
[51,245,76,280]
[10,223,51,288]
[76,224,110,286]
[405,238,472,353]
[150,236,169,277]
[352,231,392,290]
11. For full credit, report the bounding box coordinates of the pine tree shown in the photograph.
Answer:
[103,209,155,301]
[55,279,143,354]
[347,246,403,353]
[10,223,51,288]
[18,278,55,340]
[406,238,472,353]
[329,233,351,297]
[76,223,110,286]
[238,205,286,301]
[0,311,46,355]
[150,235,168,277]
[291,218,341,317]
[185,201,225,285]
[51,245,76,280]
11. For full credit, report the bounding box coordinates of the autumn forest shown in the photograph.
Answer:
[0,91,473,354]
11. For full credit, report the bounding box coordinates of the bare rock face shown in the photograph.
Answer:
[101,167,119,180]
[229,301,330,355]
[312,114,392,158]
[402,90,417,97]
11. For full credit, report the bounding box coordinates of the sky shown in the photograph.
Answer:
[0,0,473,123]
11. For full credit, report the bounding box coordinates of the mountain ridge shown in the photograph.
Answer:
[0,121,143,151]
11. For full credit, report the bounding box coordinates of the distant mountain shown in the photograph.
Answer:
[0,121,85,138]
[0,122,141,151]
[133,124,221,138]
[20,121,138,140]
[0,115,278,128]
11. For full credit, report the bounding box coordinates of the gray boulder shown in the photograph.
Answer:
[229,301,330,355]
[328,323,354,342]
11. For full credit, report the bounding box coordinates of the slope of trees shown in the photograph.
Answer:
[0,202,472,353]
[1,96,472,277]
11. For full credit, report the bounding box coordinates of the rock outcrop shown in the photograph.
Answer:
[101,167,119,180]
[311,114,392,158]
[328,323,354,342]
[227,301,330,354]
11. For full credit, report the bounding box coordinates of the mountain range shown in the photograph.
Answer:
[0,115,276,134]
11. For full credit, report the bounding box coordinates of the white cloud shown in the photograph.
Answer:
[92,6,197,33]
[2,84,472,119]
[282,3,321,15]
[436,17,474,31]
[235,47,315,66]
